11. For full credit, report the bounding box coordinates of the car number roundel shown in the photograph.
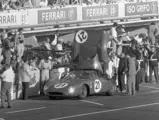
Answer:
[54,83,68,89]
[75,30,88,44]
[94,79,102,93]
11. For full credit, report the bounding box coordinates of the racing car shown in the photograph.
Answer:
[44,69,116,100]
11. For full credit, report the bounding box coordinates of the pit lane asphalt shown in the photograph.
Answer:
[1,83,159,120]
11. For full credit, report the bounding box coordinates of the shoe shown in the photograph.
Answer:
[128,93,132,96]
[122,90,127,93]
[7,106,11,108]
[0,106,5,108]
[149,81,152,83]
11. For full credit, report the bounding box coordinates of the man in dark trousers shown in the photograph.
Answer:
[148,47,159,84]
[3,32,13,65]
[118,53,127,92]
[135,46,144,91]
[142,36,150,83]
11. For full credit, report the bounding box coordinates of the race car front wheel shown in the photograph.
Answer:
[78,85,88,99]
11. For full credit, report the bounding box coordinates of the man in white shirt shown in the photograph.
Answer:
[106,52,116,78]
[110,22,119,53]
[106,60,114,78]
[1,64,15,108]
[38,56,52,95]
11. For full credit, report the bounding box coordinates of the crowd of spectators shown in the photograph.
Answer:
[107,22,159,95]
[0,0,153,11]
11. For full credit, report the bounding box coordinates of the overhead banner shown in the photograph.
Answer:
[125,1,158,16]
[82,4,118,20]
[0,11,28,27]
[38,7,77,24]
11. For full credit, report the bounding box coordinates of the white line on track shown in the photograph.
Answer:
[80,100,104,106]
[6,107,46,114]
[150,90,159,93]
[48,102,159,120]
[140,85,159,90]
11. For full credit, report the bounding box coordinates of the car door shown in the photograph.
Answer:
[99,74,113,92]
[90,71,105,94]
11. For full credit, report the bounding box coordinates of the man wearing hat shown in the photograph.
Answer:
[3,32,13,65]
[148,46,159,84]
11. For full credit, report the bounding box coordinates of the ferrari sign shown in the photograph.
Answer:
[38,7,77,24]
[82,4,118,20]
[125,1,158,16]
[0,11,28,26]
[75,30,88,44]
[94,79,102,93]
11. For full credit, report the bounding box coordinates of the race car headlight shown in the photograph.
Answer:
[68,86,75,94]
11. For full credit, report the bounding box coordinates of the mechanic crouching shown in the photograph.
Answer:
[39,56,52,95]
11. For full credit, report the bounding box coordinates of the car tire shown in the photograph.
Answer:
[49,96,57,100]
[78,85,88,99]
[106,85,116,96]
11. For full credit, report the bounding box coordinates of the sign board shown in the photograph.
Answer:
[125,1,158,16]
[38,7,77,24]
[82,4,118,20]
[0,11,28,27]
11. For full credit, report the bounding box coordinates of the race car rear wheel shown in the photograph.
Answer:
[78,85,88,99]
[106,85,116,96]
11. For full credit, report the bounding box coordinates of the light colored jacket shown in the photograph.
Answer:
[21,63,32,82]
